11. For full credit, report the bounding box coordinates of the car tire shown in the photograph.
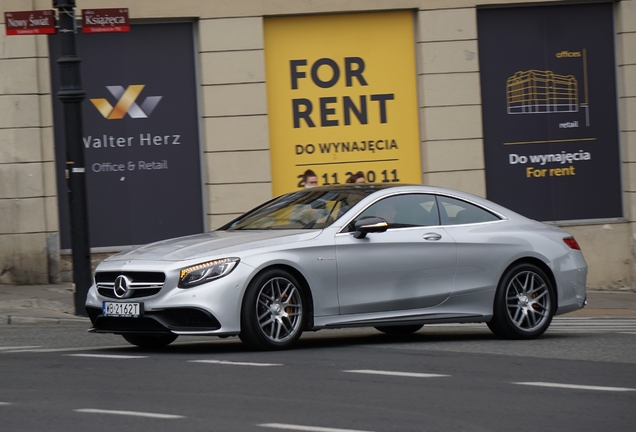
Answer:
[374,324,423,335]
[240,269,305,350]
[122,333,177,348]
[488,263,555,339]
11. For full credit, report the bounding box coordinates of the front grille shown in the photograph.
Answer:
[98,287,162,299]
[93,316,170,333]
[95,271,166,299]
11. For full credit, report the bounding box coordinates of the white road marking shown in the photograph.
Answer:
[65,354,147,359]
[0,346,41,351]
[619,332,636,335]
[552,320,636,325]
[343,369,449,378]
[513,382,636,392]
[0,402,12,406]
[551,324,636,327]
[547,318,636,333]
[189,360,282,367]
[549,328,636,333]
[259,423,374,432]
[2,345,130,354]
[430,319,636,334]
[74,408,184,419]
[553,317,635,321]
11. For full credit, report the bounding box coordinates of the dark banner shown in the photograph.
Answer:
[50,22,203,249]
[478,3,621,221]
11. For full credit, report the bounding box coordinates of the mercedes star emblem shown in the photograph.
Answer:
[114,275,132,299]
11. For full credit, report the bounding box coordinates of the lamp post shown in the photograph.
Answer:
[53,0,91,317]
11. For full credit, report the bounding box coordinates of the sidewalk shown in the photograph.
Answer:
[0,283,88,325]
[0,283,635,325]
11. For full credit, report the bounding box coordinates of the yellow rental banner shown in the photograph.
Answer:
[264,11,422,195]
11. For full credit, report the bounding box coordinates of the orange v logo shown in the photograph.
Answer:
[90,85,162,119]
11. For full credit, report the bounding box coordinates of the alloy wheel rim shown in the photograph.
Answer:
[505,270,551,332]
[256,277,303,343]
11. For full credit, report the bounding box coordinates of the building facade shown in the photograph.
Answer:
[1,0,635,290]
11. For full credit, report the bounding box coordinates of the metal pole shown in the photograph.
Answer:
[53,0,91,317]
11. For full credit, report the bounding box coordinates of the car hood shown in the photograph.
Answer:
[105,230,321,262]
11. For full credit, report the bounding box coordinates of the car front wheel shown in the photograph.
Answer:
[488,263,555,339]
[240,269,305,350]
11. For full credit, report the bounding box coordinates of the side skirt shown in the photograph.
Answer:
[315,313,489,330]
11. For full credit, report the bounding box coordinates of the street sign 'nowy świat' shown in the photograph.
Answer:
[4,10,56,35]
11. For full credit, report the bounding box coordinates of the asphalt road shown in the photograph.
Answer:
[1,320,635,432]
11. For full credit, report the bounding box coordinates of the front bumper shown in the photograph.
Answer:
[86,306,223,335]
[85,259,254,336]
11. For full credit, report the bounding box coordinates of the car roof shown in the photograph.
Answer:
[302,184,418,193]
[299,183,476,197]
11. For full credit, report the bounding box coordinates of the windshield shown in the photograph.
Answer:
[222,187,376,230]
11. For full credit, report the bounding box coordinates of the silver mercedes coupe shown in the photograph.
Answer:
[85,185,587,350]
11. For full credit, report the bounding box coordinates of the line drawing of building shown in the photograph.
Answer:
[506,70,579,114]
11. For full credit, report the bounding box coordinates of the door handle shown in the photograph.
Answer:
[423,233,442,241]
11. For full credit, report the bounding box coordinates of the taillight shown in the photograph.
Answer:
[563,236,581,250]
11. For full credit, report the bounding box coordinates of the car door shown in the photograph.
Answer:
[334,193,457,315]
[435,194,509,296]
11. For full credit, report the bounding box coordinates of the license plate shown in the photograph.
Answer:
[102,301,143,317]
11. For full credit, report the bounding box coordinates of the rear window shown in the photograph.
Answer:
[437,196,500,225]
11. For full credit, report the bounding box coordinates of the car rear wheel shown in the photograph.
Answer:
[488,263,555,339]
[122,333,177,348]
[374,324,423,335]
[240,269,305,350]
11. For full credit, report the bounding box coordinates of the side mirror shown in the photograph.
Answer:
[353,217,389,239]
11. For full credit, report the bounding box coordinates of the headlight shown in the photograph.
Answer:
[178,258,240,288]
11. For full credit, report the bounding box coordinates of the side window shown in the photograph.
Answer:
[350,194,440,230]
[437,196,500,225]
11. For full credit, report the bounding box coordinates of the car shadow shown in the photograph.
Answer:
[97,326,559,355]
